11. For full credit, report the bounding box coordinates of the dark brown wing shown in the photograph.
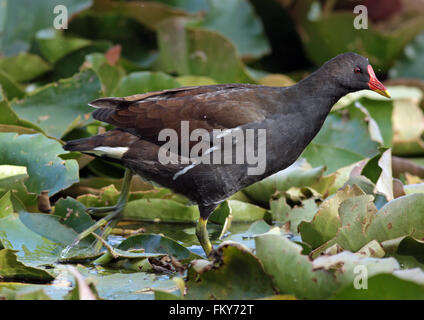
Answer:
[90,84,272,142]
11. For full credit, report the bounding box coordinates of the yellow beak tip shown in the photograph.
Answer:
[374,89,391,99]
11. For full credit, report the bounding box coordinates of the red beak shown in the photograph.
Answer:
[367,65,390,98]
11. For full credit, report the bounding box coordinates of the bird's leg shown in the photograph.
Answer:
[195,217,212,256]
[63,169,133,255]
[85,169,133,217]
[196,204,218,257]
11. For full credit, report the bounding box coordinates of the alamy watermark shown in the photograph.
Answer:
[353,5,368,30]
[158,121,267,177]
[353,265,368,290]
[53,5,68,29]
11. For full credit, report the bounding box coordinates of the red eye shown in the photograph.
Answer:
[354,67,361,74]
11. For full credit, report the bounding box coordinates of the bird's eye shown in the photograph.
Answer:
[354,67,361,74]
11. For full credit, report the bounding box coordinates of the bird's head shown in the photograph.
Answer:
[326,52,391,98]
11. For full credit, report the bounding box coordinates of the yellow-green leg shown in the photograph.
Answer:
[195,217,212,256]
[62,169,133,256]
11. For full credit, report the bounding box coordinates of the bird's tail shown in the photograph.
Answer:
[63,136,101,152]
[63,129,139,160]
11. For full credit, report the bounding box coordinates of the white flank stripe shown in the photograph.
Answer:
[173,163,196,180]
[89,147,129,159]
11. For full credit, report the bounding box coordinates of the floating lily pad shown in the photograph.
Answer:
[0,249,53,282]
[112,71,181,97]
[85,53,125,96]
[118,233,199,262]
[302,105,381,173]
[35,29,92,64]
[0,53,51,83]
[188,0,270,59]
[0,167,38,209]
[390,32,424,80]
[0,70,25,100]
[244,163,325,205]
[11,69,102,139]
[92,0,189,30]
[69,12,158,69]
[299,185,364,249]
[334,273,424,299]
[185,242,275,299]
[255,232,399,299]
[296,3,424,72]
[53,197,96,235]
[391,92,424,156]
[330,193,424,252]
[157,17,255,83]
[271,198,318,234]
[82,271,178,300]
[0,132,78,196]
[0,0,93,55]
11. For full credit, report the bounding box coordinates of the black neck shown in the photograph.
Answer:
[295,68,350,113]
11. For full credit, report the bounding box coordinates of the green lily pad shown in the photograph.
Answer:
[0,286,54,300]
[0,53,51,82]
[404,183,424,195]
[81,270,178,300]
[189,0,270,59]
[243,163,325,205]
[357,98,393,147]
[365,194,424,245]
[69,12,158,69]
[11,69,102,139]
[157,17,255,83]
[297,3,424,72]
[363,148,394,200]
[185,242,275,299]
[0,211,64,266]
[390,32,424,80]
[92,0,189,30]
[19,211,83,247]
[396,236,424,264]
[255,232,399,299]
[0,93,43,132]
[0,191,15,219]
[0,132,78,196]
[44,41,112,81]
[0,249,53,282]
[0,166,38,209]
[117,233,197,261]
[333,193,424,252]
[122,198,199,223]
[35,29,92,64]
[255,232,338,299]
[334,273,424,299]
[391,91,424,156]
[152,0,208,13]
[0,70,25,100]
[299,185,364,249]
[211,200,269,223]
[85,53,125,96]
[77,183,185,208]
[154,289,182,300]
[0,203,100,266]
[224,220,272,250]
[112,71,181,97]
[175,75,217,86]
[272,198,318,234]
[53,197,96,234]
[302,105,381,173]
[0,0,92,55]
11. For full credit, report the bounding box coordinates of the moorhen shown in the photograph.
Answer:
[63,52,390,255]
